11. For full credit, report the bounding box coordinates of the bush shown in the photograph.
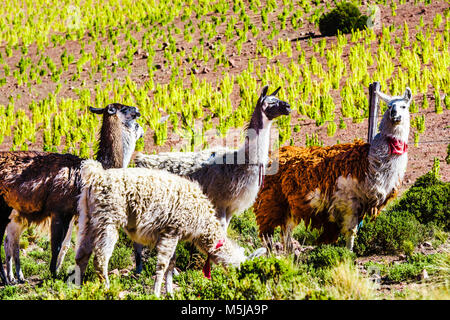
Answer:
[229,209,263,248]
[173,255,304,300]
[386,253,448,282]
[354,211,426,256]
[307,245,355,269]
[292,220,322,245]
[318,2,368,36]
[108,230,133,271]
[390,162,449,230]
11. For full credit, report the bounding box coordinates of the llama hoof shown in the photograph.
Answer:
[134,265,143,275]
[248,247,267,260]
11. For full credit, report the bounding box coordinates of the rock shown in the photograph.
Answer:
[109,269,120,276]
[423,241,433,248]
[120,269,130,276]
[142,52,149,59]
[419,269,429,280]
[191,68,199,75]
[274,241,283,252]
[118,291,130,299]
[154,64,162,70]
[202,67,211,74]
[228,58,236,67]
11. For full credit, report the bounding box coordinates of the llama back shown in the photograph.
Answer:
[134,147,230,176]
[79,160,217,241]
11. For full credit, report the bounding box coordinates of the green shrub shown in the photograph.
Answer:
[318,2,368,36]
[390,163,449,230]
[386,253,448,282]
[229,208,262,248]
[307,245,355,269]
[108,230,133,271]
[173,255,304,300]
[354,211,426,256]
[292,220,322,245]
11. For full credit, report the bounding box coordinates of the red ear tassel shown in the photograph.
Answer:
[215,239,225,249]
[202,239,225,279]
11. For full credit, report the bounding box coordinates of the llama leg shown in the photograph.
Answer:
[216,207,227,233]
[281,222,294,253]
[342,212,359,251]
[93,224,119,289]
[133,242,144,274]
[5,216,25,283]
[75,238,94,285]
[224,207,234,232]
[0,200,11,285]
[56,216,75,272]
[49,212,73,277]
[344,227,358,251]
[164,251,177,296]
[154,233,179,298]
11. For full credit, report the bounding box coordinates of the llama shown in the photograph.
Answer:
[75,160,265,297]
[135,85,291,230]
[254,87,412,251]
[133,85,290,273]
[0,103,143,284]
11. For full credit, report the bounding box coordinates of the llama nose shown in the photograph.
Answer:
[284,102,291,113]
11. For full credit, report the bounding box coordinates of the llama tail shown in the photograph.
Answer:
[79,159,104,188]
[134,147,230,176]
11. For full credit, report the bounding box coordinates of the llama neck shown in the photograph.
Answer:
[366,124,409,204]
[242,109,272,165]
[95,117,124,169]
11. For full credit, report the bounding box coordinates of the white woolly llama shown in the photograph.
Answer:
[75,160,265,297]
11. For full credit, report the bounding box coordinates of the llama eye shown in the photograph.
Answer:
[401,105,406,109]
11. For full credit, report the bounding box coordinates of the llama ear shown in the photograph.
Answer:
[270,87,281,96]
[89,106,104,114]
[376,90,392,105]
[257,85,269,108]
[403,87,412,104]
[106,104,117,115]
[260,85,269,98]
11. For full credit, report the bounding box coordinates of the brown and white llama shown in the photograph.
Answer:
[254,87,412,251]
[0,104,143,284]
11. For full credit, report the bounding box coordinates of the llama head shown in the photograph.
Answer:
[248,86,291,134]
[204,239,267,279]
[257,85,291,120]
[89,103,144,168]
[89,103,142,132]
[377,87,412,141]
